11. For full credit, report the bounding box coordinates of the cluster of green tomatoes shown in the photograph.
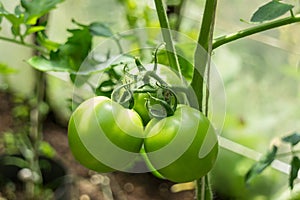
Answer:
[68,59,219,183]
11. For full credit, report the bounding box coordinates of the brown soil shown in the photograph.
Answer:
[0,91,195,200]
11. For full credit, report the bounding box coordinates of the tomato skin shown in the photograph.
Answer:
[68,96,144,172]
[133,93,151,126]
[144,105,218,183]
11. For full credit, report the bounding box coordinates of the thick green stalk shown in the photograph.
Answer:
[213,14,300,49]
[191,0,218,199]
[28,16,49,198]
[190,0,217,112]
[154,0,181,76]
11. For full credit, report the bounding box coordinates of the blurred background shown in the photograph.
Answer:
[0,0,300,199]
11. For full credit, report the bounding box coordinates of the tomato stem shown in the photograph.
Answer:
[153,0,182,79]
[213,14,300,49]
[153,43,165,72]
[0,35,48,54]
[133,88,157,94]
[140,147,165,179]
[191,0,218,199]
[135,57,147,72]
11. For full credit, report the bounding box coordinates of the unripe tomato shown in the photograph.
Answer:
[68,96,144,172]
[144,105,218,182]
[133,92,151,125]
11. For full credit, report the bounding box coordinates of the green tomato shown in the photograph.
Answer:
[144,105,218,183]
[68,96,144,172]
[132,64,187,126]
[133,92,151,126]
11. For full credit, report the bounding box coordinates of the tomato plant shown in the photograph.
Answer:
[68,96,144,172]
[1,0,299,199]
[144,104,218,183]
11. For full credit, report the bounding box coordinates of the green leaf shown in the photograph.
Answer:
[55,27,92,71]
[0,4,24,37]
[21,0,64,25]
[89,22,114,37]
[282,132,300,146]
[36,32,60,51]
[290,156,300,189]
[245,145,278,183]
[27,56,76,73]
[251,1,294,23]
[2,156,29,168]
[25,25,45,34]
[0,63,17,74]
[28,22,93,75]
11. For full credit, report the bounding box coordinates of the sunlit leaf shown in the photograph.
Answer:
[251,1,294,23]
[282,132,300,146]
[290,156,300,189]
[21,0,64,25]
[25,25,45,34]
[245,145,278,183]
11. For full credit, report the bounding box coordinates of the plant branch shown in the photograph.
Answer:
[0,35,48,54]
[154,0,181,77]
[213,14,300,49]
[190,0,218,199]
[28,16,50,196]
[190,0,217,112]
